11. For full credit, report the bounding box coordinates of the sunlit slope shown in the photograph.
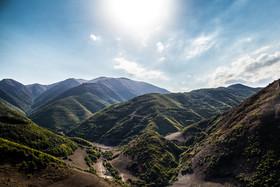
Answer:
[69,84,259,146]
[0,103,77,157]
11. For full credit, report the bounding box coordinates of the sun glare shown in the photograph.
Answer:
[99,0,175,39]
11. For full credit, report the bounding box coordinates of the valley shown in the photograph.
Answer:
[0,77,279,186]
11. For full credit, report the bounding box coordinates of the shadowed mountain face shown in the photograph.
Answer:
[179,79,280,186]
[31,78,86,109]
[26,83,48,98]
[68,85,260,146]
[0,79,36,113]
[0,78,86,114]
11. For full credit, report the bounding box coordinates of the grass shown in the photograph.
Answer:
[0,137,64,173]
[0,103,78,157]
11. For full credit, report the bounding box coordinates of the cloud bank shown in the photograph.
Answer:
[208,50,280,87]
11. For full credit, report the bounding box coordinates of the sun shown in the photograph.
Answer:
[99,0,175,38]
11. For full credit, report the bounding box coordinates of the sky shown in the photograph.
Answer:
[1,0,280,92]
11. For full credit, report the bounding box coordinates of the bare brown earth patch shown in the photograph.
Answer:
[111,153,138,182]
[61,147,89,170]
[0,163,120,187]
[165,131,185,143]
[172,173,234,187]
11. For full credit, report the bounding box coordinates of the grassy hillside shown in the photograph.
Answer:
[180,79,280,186]
[68,86,259,146]
[113,131,183,186]
[30,78,170,132]
[29,93,113,131]
[0,137,64,172]
[0,103,78,157]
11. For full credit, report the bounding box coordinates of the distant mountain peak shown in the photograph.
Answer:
[227,83,251,89]
[1,79,21,86]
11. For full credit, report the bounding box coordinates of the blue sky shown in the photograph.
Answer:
[1,0,280,92]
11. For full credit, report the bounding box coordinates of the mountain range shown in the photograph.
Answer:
[1,76,279,186]
[0,77,169,131]
[68,84,260,146]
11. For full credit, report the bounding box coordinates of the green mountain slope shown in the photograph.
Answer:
[0,96,25,115]
[0,88,31,114]
[68,85,259,146]
[32,78,85,109]
[112,131,183,186]
[180,79,280,186]
[30,78,170,132]
[0,79,36,112]
[0,103,78,157]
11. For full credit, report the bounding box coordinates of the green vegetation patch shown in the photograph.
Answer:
[0,137,64,173]
[0,104,78,157]
[123,131,183,186]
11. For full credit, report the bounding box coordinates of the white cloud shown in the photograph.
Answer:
[157,42,164,52]
[90,34,101,41]
[114,58,169,80]
[208,50,280,87]
[185,34,216,59]
[251,45,270,56]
